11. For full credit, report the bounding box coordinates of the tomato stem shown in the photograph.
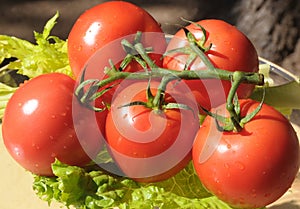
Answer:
[75,33,264,115]
[152,74,178,108]
[226,71,245,132]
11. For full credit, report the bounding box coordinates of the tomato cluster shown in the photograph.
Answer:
[1,1,299,208]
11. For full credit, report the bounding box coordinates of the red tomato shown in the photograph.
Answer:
[2,73,107,176]
[79,32,166,105]
[163,19,259,110]
[105,80,199,182]
[192,99,299,208]
[68,1,166,78]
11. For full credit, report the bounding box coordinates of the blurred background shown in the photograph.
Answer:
[1,0,299,73]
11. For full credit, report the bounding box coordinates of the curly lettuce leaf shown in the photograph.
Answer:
[33,159,240,209]
[0,12,71,78]
[0,12,72,119]
[0,83,17,121]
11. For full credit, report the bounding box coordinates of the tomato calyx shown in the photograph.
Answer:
[118,31,154,71]
[163,20,212,71]
[118,78,196,116]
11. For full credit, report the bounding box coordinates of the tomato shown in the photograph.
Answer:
[192,99,300,208]
[68,1,166,78]
[79,31,166,106]
[104,80,199,182]
[163,19,259,110]
[2,73,107,176]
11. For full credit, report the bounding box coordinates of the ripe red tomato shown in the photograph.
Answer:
[105,80,199,182]
[79,31,166,105]
[2,73,107,176]
[68,1,166,78]
[192,99,299,208]
[163,19,259,110]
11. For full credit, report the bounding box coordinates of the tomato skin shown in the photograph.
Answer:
[192,99,299,208]
[163,19,259,110]
[2,73,106,176]
[68,1,166,78]
[105,80,199,182]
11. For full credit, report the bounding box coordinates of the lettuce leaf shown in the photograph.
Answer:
[251,80,300,110]
[0,83,17,121]
[33,159,238,209]
[0,12,71,119]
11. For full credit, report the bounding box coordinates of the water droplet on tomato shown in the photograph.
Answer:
[215,179,220,184]
[251,189,257,198]
[224,40,230,45]
[35,164,39,168]
[32,143,40,150]
[68,134,73,138]
[235,161,245,170]
[51,153,56,157]
[216,190,223,195]
[51,115,56,119]
[61,112,67,117]
[224,163,230,169]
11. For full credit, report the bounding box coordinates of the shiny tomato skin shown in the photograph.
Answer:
[2,73,106,176]
[163,19,259,110]
[68,1,166,78]
[105,80,199,182]
[192,99,299,208]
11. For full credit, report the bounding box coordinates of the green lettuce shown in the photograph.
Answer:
[0,12,71,119]
[33,159,237,209]
[251,80,300,115]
